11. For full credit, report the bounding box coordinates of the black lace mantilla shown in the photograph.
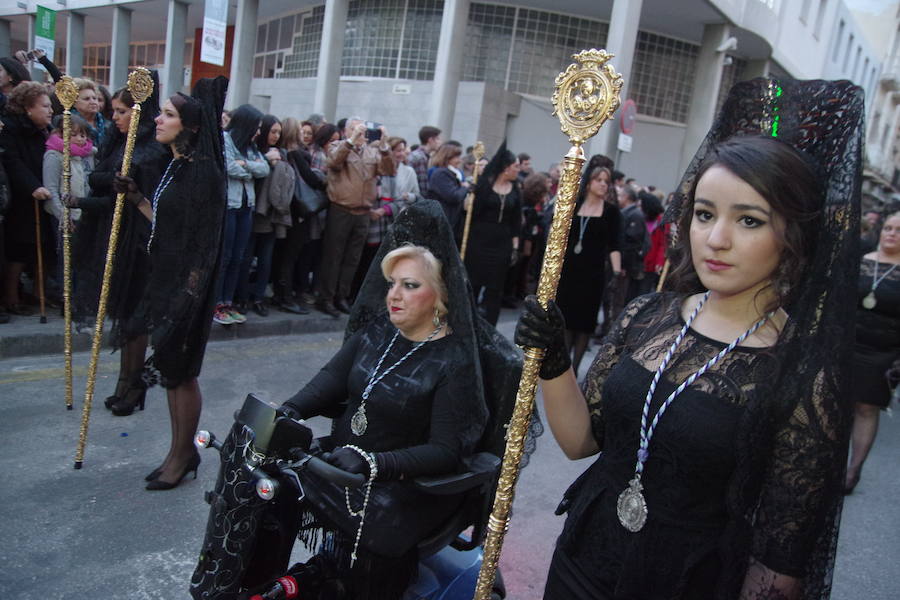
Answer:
[564,77,862,600]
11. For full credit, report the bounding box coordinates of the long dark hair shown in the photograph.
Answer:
[666,135,822,312]
[255,114,281,153]
[226,103,263,155]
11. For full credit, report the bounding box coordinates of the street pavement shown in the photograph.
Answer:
[0,318,898,599]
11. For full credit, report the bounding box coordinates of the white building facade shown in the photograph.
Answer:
[0,0,896,204]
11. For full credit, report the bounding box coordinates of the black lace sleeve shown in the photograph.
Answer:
[750,370,843,581]
[582,293,662,446]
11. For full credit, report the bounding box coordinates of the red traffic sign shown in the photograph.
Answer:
[620,98,637,134]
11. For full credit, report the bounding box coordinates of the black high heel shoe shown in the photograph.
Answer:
[110,385,147,416]
[146,452,201,491]
[144,466,163,482]
[104,377,129,410]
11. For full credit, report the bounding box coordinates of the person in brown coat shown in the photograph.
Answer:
[315,117,394,317]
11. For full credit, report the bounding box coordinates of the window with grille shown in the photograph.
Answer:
[630,31,698,123]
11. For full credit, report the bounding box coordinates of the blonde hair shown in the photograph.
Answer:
[280,117,302,150]
[381,244,449,318]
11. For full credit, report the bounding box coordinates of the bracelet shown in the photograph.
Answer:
[342,444,377,567]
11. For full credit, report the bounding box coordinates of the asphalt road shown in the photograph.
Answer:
[0,322,898,599]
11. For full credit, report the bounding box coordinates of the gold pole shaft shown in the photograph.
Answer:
[74,102,144,469]
[656,259,671,292]
[472,49,621,599]
[34,198,47,323]
[459,141,486,261]
[473,147,584,599]
[62,108,74,409]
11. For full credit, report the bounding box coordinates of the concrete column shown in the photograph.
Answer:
[588,0,642,163]
[430,0,469,137]
[226,0,259,110]
[678,23,730,175]
[313,0,349,121]
[66,12,85,77]
[0,20,11,60]
[163,0,188,97]
[882,96,900,174]
[26,14,42,81]
[109,5,132,90]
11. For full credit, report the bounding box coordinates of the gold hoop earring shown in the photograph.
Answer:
[433,307,441,328]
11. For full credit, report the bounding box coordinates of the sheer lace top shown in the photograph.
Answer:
[560,292,840,598]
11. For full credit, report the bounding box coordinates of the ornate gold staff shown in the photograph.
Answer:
[473,49,622,599]
[459,141,486,260]
[56,76,79,410]
[75,68,153,469]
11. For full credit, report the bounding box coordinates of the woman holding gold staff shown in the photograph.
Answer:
[463,142,521,326]
[516,79,861,599]
[114,77,228,490]
[70,73,167,416]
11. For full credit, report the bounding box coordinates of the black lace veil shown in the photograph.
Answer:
[666,78,862,598]
[72,70,167,344]
[348,199,539,463]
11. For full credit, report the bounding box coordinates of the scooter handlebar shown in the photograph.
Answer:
[302,454,367,489]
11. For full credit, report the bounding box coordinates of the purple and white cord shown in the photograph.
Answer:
[634,291,774,476]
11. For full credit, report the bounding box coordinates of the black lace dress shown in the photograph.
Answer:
[546,293,841,599]
[556,203,623,333]
[283,315,488,599]
[464,186,522,325]
[852,258,900,408]
[137,156,225,388]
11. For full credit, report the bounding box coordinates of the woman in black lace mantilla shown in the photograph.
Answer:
[516,79,862,599]
[70,72,168,417]
[114,77,228,491]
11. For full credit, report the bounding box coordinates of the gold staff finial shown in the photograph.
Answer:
[473,49,622,600]
[75,67,154,469]
[55,76,78,411]
[459,140,486,261]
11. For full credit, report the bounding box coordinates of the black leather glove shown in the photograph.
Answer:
[325,447,372,479]
[113,174,144,205]
[514,295,570,380]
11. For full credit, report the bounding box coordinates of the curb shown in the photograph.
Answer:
[0,309,349,360]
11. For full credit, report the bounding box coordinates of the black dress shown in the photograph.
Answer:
[0,114,52,263]
[464,185,522,325]
[284,315,488,599]
[73,127,167,343]
[546,293,841,599]
[137,157,225,388]
[556,202,622,333]
[852,257,900,408]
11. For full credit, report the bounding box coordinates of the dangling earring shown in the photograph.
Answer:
[433,307,441,328]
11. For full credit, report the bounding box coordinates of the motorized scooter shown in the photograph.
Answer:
[189,393,506,600]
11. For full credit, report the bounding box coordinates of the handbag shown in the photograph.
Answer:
[294,168,328,217]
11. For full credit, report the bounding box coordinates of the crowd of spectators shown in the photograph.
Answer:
[0,54,677,337]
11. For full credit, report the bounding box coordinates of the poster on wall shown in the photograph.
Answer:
[33,5,56,73]
[200,0,228,66]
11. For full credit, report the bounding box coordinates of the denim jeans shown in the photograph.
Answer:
[237,230,276,302]
[216,207,252,305]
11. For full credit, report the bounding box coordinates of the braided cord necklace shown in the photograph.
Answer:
[146,158,183,252]
[350,324,443,436]
[616,291,775,532]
